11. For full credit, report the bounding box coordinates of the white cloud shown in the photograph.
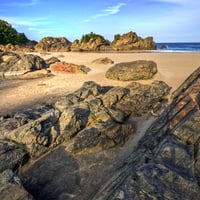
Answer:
[0,0,39,7]
[93,3,126,19]
[83,2,126,22]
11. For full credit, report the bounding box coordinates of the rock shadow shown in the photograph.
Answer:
[19,146,81,200]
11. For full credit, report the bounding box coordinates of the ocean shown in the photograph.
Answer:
[156,42,200,52]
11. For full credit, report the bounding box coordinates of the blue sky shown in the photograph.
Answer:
[0,0,199,42]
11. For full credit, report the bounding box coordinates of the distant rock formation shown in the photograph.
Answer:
[111,31,157,50]
[0,19,158,52]
[71,31,156,52]
[50,61,91,74]
[71,32,111,51]
[34,37,71,52]
[105,60,157,81]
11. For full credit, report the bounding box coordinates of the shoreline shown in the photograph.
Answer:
[1,51,200,115]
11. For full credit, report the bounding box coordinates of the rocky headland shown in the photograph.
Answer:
[0,19,156,52]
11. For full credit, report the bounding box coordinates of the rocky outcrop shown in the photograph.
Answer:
[34,37,71,52]
[111,31,157,51]
[105,60,157,81]
[0,52,47,78]
[0,106,61,158]
[50,62,91,74]
[0,80,171,199]
[71,33,111,51]
[0,80,170,158]
[92,67,200,200]
[91,57,114,64]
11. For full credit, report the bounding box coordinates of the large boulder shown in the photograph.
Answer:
[0,52,47,78]
[0,106,61,158]
[71,32,111,51]
[105,60,158,81]
[34,37,71,52]
[111,31,157,51]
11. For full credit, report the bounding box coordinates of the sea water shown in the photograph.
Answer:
[156,42,200,52]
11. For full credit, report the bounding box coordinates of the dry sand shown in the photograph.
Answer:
[0,52,200,115]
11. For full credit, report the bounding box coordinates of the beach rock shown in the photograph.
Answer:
[92,67,200,200]
[0,106,61,158]
[116,80,171,117]
[105,60,158,81]
[45,56,60,67]
[55,80,170,155]
[0,169,34,200]
[111,31,157,51]
[91,57,114,64]
[55,81,102,111]
[50,61,91,74]
[58,102,90,139]
[159,44,168,49]
[68,120,135,155]
[0,52,46,78]
[71,33,111,51]
[0,140,28,173]
[34,37,71,52]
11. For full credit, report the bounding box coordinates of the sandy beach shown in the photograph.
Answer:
[0,52,200,115]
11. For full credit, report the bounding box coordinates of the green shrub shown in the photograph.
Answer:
[0,20,29,45]
[80,32,105,43]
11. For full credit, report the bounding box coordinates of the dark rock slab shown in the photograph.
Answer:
[92,67,200,200]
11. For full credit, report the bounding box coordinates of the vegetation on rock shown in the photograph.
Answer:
[0,20,28,45]
[80,32,105,43]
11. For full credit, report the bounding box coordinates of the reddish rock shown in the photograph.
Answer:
[50,62,91,74]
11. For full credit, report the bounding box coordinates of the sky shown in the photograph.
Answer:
[0,0,199,42]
